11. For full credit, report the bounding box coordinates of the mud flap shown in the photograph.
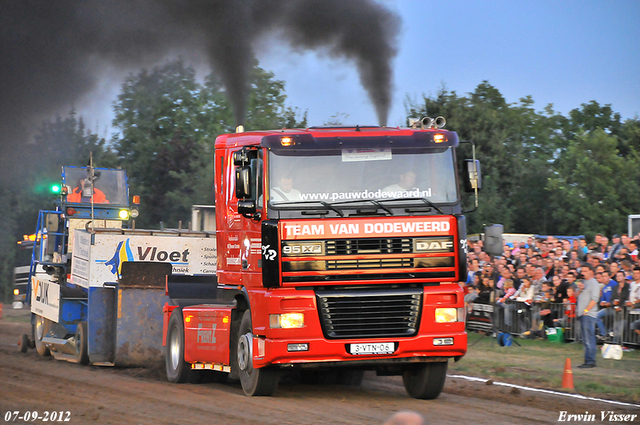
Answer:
[88,286,116,364]
[114,262,172,367]
[114,287,171,366]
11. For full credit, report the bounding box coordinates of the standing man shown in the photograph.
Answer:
[576,265,600,368]
[467,258,480,285]
[595,270,617,338]
[609,234,623,258]
[531,267,548,296]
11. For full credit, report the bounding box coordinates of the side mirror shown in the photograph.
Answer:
[463,159,482,193]
[233,150,249,166]
[238,200,257,218]
[235,166,252,199]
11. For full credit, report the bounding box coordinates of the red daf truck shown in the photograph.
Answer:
[163,119,481,398]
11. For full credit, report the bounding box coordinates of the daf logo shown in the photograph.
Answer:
[415,240,454,252]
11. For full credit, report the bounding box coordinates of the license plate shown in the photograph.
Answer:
[349,342,395,355]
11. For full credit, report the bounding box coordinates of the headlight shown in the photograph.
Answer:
[119,209,130,220]
[435,308,457,323]
[130,208,139,218]
[270,313,304,328]
[13,288,20,296]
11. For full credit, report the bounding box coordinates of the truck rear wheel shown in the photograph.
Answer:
[165,308,193,383]
[34,315,51,357]
[402,361,448,400]
[237,310,279,396]
[75,321,89,365]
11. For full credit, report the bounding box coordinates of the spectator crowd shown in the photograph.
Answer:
[463,233,640,351]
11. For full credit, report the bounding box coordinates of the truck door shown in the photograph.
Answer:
[237,149,264,278]
[221,146,264,286]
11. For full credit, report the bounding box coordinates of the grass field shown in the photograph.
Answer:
[451,331,640,404]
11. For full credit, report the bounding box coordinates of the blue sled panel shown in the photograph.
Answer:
[114,288,170,367]
[88,287,117,364]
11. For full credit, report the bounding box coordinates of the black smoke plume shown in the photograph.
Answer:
[0,0,400,183]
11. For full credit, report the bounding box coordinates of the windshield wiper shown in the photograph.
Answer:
[329,199,394,216]
[270,200,344,217]
[376,197,444,215]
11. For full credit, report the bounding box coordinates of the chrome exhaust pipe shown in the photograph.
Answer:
[420,117,434,129]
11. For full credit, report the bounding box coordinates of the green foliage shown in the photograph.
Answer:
[0,111,115,301]
[406,83,640,236]
[0,189,19,302]
[111,59,307,228]
[547,129,640,235]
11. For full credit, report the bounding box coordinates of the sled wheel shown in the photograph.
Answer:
[34,315,51,357]
[402,361,448,400]
[75,321,89,365]
[19,334,29,353]
[237,310,279,396]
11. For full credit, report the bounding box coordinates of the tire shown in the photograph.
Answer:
[33,315,51,357]
[402,361,448,400]
[237,310,279,396]
[19,334,29,353]
[75,321,89,365]
[335,369,365,386]
[165,308,193,383]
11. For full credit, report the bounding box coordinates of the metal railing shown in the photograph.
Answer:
[467,300,640,347]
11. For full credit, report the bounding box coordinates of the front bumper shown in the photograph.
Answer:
[252,331,467,369]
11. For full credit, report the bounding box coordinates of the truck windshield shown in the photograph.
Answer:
[63,167,129,206]
[268,147,457,206]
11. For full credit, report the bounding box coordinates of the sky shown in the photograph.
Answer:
[76,0,640,133]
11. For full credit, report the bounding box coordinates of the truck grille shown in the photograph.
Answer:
[316,288,422,339]
[326,238,412,255]
[326,258,413,269]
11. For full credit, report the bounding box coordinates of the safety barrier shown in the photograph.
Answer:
[466,300,640,347]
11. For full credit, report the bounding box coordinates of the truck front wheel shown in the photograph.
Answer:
[165,308,192,383]
[237,310,279,396]
[33,315,51,357]
[402,361,448,400]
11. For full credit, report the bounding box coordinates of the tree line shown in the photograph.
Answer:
[406,83,640,238]
[1,59,638,300]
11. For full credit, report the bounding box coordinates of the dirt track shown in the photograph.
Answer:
[1,306,637,425]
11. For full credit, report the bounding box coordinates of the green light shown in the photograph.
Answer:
[50,184,61,194]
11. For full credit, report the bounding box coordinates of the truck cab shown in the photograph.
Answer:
[167,123,480,398]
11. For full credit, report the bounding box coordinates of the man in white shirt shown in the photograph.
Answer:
[382,170,416,193]
[271,176,301,202]
[629,267,640,338]
[628,266,640,306]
